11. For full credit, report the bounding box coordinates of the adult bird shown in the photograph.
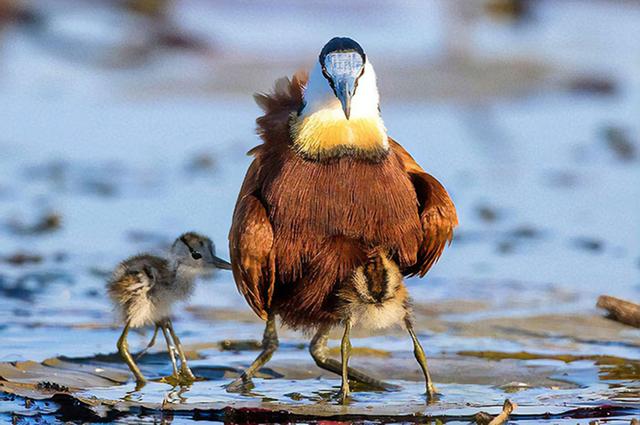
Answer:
[228,37,457,402]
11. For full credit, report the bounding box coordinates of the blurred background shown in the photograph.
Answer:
[0,0,639,422]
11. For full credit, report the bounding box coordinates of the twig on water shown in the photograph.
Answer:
[475,399,517,425]
[597,295,640,328]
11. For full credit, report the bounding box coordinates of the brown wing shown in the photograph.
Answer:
[229,159,275,320]
[390,138,458,277]
[229,72,306,320]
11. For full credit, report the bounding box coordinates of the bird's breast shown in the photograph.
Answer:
[262,151,423,269]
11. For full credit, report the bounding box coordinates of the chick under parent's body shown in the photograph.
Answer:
[229,38,457,401]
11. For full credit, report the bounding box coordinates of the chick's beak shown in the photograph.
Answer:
[209,255,232,270]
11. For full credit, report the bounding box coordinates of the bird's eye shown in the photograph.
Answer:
[191,252,202,260]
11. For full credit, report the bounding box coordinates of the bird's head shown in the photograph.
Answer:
[318,37,366,120]
[292,37,388,160]
[171,232,232,272]
[302,37,380,120]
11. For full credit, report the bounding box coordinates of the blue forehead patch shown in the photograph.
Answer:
[324,52,364,77]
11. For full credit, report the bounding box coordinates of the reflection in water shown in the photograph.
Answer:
[163,385,189,405]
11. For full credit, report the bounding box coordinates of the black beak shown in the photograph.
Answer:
[209,255,232,270]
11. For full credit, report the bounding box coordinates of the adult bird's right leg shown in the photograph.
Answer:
[226,312,279,393]
[117,321,147,387]
[309,323,396,391]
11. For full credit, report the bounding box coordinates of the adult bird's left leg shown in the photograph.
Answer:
[165,319,196,383]
[309,323,397,391]
[405,316,438,400]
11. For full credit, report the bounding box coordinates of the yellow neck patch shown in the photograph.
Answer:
[290,110,388,160]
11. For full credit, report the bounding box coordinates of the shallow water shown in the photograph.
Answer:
[0,0,639,423]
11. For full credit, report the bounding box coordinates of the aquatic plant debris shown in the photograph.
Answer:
[5,212,62,236]
[598,295,640,328]
[1,347,639,423]
[1,372,638,424]
[474,399,517,425]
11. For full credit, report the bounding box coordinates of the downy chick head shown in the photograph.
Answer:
[338,252,409,330]
[170,232,232,272]
[352,253,405,305]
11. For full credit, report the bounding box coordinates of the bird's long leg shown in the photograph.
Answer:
[135,325,159,360]
[338,319,352,404]
[309,323,395,390]
[117,321,147,386]
[161,324,180,382]
[165,319,196,382]
[405,316,438,399]
[226,312,278,393]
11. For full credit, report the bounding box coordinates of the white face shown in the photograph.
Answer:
[300,59,381,121]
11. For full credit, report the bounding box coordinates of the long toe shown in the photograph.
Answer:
[135,348,150,361]
[181,366,197,381]
[178,376,196,387]
[225,377,254,393]
[134,379,147,391]
[378,380,401,391]
[178,370,197,386]
[337,389,350,405]
[349,378,399,392]
[345,366,400,391]
[159,374,181,387]
[426,385,441,403]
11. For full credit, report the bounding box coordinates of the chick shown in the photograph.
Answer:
[108,232,231,387]
[327,250,435,403]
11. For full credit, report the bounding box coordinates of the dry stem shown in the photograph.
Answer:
[597,295,640,328]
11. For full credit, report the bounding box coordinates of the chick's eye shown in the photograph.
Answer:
[191,252,202,260]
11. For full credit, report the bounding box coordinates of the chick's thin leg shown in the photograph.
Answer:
[165,319,196,381]
[135,325,159,360]
[226,312,278,393]
[309,324,396,390]
[117,321,147,386]
[338,319,352,404]
[405,316,438,399]
[161,324,180,380]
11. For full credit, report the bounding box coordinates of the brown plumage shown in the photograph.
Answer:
[0,0,37,28]
[230,73,457,329]
[228,38,457,400]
